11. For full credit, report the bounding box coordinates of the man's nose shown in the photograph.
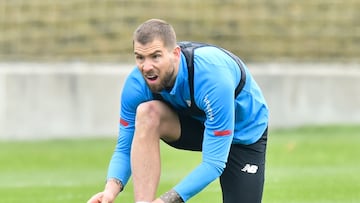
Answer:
[142,59,153,71]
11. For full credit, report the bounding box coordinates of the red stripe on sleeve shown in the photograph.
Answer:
[214,130,232,136]
[119,118,129,127]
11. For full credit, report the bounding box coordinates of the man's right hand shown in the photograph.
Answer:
[87,190,117,203]
[87,178,122,203]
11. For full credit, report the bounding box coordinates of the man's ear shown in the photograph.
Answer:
[173,46,181,59]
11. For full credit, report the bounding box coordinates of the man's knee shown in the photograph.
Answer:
[135,101,180,142]
[135,101,163,129]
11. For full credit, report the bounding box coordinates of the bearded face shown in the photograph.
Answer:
[134,39,180,93]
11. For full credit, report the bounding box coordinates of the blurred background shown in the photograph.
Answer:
[0,0,359,139]
[1,0,359,62]
[1,1,360,203]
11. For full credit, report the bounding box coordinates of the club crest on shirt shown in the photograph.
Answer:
[186,100,191,107]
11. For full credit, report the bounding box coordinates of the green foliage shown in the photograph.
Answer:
[0,125,359,202]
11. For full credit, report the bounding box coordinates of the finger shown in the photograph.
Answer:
[101,199,109,203]
[87,192,103,203]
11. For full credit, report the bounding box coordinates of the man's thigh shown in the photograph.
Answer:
[220,128,268,203]
[162,114,204,151]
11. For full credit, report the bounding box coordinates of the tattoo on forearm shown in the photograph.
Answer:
[107,178,123,192]
[160,189,184,203]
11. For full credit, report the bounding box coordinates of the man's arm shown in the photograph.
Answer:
[88,68,150,203]
[172,54,237,201]
[86,178,123,203]
[104,178,124,199]
[159,189,184,203]
[106,68,149,187]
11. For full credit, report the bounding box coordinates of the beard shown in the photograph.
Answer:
[146,63,176,93]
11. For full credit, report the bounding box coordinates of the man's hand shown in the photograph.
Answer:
[87,190,117,203]
[87,178,122,203]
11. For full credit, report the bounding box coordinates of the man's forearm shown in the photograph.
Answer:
[105,178,123,197]
[160,189,184,203]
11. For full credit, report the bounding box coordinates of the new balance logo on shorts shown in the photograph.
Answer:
[241,164,258,174]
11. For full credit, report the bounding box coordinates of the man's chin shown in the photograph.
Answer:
[147,84,163,93]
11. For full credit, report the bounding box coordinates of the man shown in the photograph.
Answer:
[87,19,268,203]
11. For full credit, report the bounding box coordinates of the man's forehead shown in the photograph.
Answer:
[134,39,165,54]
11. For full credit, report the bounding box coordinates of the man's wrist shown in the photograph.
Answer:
[160,189,184,203]
[106,177,123,194]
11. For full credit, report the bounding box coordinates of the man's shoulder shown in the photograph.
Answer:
[123,67,149,97]
[125,67,146,85]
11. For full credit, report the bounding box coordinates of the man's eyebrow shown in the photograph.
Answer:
[134,50,162,56]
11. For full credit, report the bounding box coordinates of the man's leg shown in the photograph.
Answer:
[220,128,268,203]
[131,101,181,202]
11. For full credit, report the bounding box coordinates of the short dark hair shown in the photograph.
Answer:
[133,19,177,50]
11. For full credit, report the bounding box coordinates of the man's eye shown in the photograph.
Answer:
[136,56,144,61]
[153,54,160,59]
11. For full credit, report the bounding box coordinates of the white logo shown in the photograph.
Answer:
[241,164,258,174]
[203,95,214,121]
[186,100,191,107]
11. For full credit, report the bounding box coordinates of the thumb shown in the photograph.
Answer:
[101,195,113,203]
[87,192,103,203]
[102,199,112,203]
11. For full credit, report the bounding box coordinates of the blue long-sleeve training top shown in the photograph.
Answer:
[107,46,269,202]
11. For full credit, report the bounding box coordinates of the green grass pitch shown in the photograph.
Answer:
[1,125,359,203]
